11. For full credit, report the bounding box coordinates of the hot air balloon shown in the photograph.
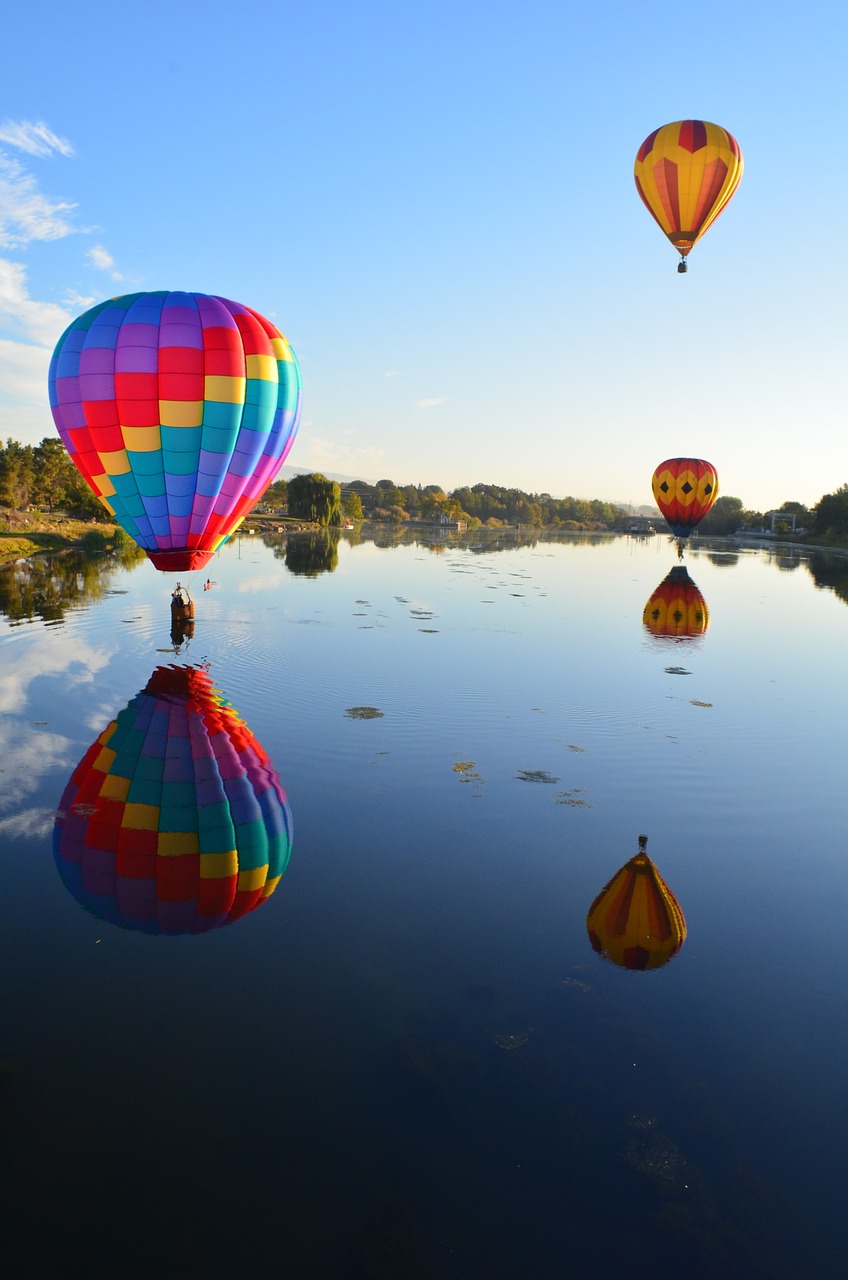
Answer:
[587,836,686,971]
[53,665,292,935]
[652,457,718,540]
[48,291,302,573]
[634,120,743,272]
[643,565,710,640]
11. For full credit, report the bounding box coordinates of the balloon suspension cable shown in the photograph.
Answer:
[677,256,688,274]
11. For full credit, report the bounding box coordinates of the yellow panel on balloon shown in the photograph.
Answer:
[159,400,203,428]
[122,802,161,831]
[246,354,277,381]
[198,850,239,879]
[204,375,246,404]
[157,831,201,857]
[122,425,162,452]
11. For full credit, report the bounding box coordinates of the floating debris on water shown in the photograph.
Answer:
[566,744,587,752]
[453,760,484,786]
[516,769,560,784]
[665,666,691,675]
[555,789,593,807]
[690,700,713,707]
[627,1114,659,1130]
[559,977,591,993]
[345,707,384,720]
[492,1029,533,1051]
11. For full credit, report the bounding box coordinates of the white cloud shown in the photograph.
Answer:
[0,154,77,249]
[86,243,122,280]
[413,397,448,411]
[383,370,400,378]
[0,807,57,840]
[292,432,386,478]
[0,258,74,344]
[0,119,74,158]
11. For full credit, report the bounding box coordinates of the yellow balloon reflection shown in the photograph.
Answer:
[587,836,686,970]
[643,566,709,640]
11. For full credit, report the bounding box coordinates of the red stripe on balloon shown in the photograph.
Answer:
[678,119,708,153]
[690,158,729,233]
[652,157,681,231]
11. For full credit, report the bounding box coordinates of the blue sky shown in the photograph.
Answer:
[1,0,844,511]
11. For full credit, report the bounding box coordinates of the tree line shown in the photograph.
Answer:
[4,438,848,544]
[266,475,625,529]
[0,437,103,517]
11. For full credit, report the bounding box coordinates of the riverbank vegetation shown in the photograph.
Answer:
[3,436,848,552]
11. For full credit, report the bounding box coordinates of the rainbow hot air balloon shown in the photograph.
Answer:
[53,665,292,935]
[634,120,743,272]
[652,457,719,539]
[643,565,710,640]
[587,836,686,971]
[48,291,302,573]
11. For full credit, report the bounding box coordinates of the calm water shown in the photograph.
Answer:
[2,528,847,1279]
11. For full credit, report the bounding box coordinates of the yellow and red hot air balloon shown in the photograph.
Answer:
[587,835,686,971]
[652,457,719,539]
[634,120,743,272]
[643,565,710,640]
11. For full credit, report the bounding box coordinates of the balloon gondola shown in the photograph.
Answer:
[48,291,302,574]
[170,582,195,651]
[634,120,743,272]
[53,665,292,935]
[587,835,686,971]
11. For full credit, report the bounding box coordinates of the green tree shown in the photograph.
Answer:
[811,485,848,539]
[287,473,342,525]
[699,495,744,535]
[0,438,35,507]
[265,477,289,509]
[344,492,364,521]
[32,438,72,512]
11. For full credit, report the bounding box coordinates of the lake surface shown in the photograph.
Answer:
[2,527,847,1279]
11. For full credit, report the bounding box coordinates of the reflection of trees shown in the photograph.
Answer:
[705,552,739,567]
[0,544,146,625]
[285,531,340,576]
[806,552,848,605]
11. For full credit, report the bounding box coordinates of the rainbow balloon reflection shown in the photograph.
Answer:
[54,665,292,934]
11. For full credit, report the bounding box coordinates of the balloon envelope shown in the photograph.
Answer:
[54,665,292,935]
[587,844,686,971]
[634,120,743,260]
[652,457,719,538]
[48,291,302,573]
[643,566,709,639]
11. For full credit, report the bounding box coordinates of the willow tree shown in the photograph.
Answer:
[287,473,341,526]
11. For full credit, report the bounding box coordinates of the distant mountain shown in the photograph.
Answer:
[280,465,371,485]
[613,502,659,516]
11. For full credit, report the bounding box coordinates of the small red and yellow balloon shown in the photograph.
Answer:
[634,120,743,272]
[652,457,719,538]
[587,836,686,971]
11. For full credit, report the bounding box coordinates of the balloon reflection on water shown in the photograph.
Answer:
[587,836,686,971]
[54,665,292,935]
[643,565,710,640]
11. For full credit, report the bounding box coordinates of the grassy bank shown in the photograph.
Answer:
[0,509,121,566]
